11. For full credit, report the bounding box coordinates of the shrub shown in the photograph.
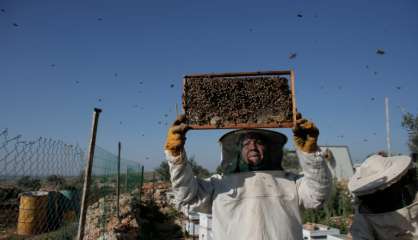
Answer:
[17,176,41,190]
[302,179,354,234]
[46,175,66,187]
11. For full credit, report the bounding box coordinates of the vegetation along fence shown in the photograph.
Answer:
[0,129,143,240]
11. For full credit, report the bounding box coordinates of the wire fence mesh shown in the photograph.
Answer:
[83,146,141,240]
[0,129,85,239]
[0,129,142,240]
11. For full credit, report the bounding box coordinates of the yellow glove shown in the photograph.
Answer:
[164,114,189,157]
[292,114,319,153]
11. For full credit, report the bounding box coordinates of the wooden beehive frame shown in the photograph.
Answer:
[182,70,297,129]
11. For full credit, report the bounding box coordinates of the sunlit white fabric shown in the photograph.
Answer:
[165,149,331,240]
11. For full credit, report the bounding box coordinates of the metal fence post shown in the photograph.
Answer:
[77,108,102,240]
[117,141,121,222]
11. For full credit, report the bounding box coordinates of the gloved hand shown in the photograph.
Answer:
[164,114,189,157]
[292,113,319,153]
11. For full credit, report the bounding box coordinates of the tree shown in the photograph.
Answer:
[155,161,170,181]
[188,156,210,178]
[281,148,301,173]
[46,174,66,188]
[155,156,211,181]
[401,111,418,179]
[401,112,418,153]
[17,176,41,190]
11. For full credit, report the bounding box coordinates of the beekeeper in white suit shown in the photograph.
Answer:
[164,114,331,239]
[349,154,418,240]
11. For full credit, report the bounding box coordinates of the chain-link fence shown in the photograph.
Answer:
[83,146,142,240]
[0,129,85,239]
[0,129,143,239]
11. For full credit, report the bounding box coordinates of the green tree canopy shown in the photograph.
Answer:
[46,174,66,187]
[155,161,170,181]
[17,176,41,190]
[281,148,301,173]
[401,111,418,153]
[155,155,211,181]
[188,156,210,178]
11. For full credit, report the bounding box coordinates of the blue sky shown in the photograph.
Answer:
[1,0,417,171]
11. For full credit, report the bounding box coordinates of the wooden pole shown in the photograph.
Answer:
[77,108,102,240]
[290,69,297,127]
[138,165,144,203]
[385,97,392,156]
[117,141,121,221]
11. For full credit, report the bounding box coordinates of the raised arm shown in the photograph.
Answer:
[292,114,331,209]
[164,115,215,213]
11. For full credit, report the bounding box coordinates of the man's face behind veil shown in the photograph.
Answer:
[241,137,266,166]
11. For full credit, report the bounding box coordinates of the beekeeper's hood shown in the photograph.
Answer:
[348,154,412,196]
[218,129,287,174]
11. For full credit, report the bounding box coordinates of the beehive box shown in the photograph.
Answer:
[182,70,297,129]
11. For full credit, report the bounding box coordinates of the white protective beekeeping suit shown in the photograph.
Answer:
[165,127,331,240]
[349,154,418,240]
